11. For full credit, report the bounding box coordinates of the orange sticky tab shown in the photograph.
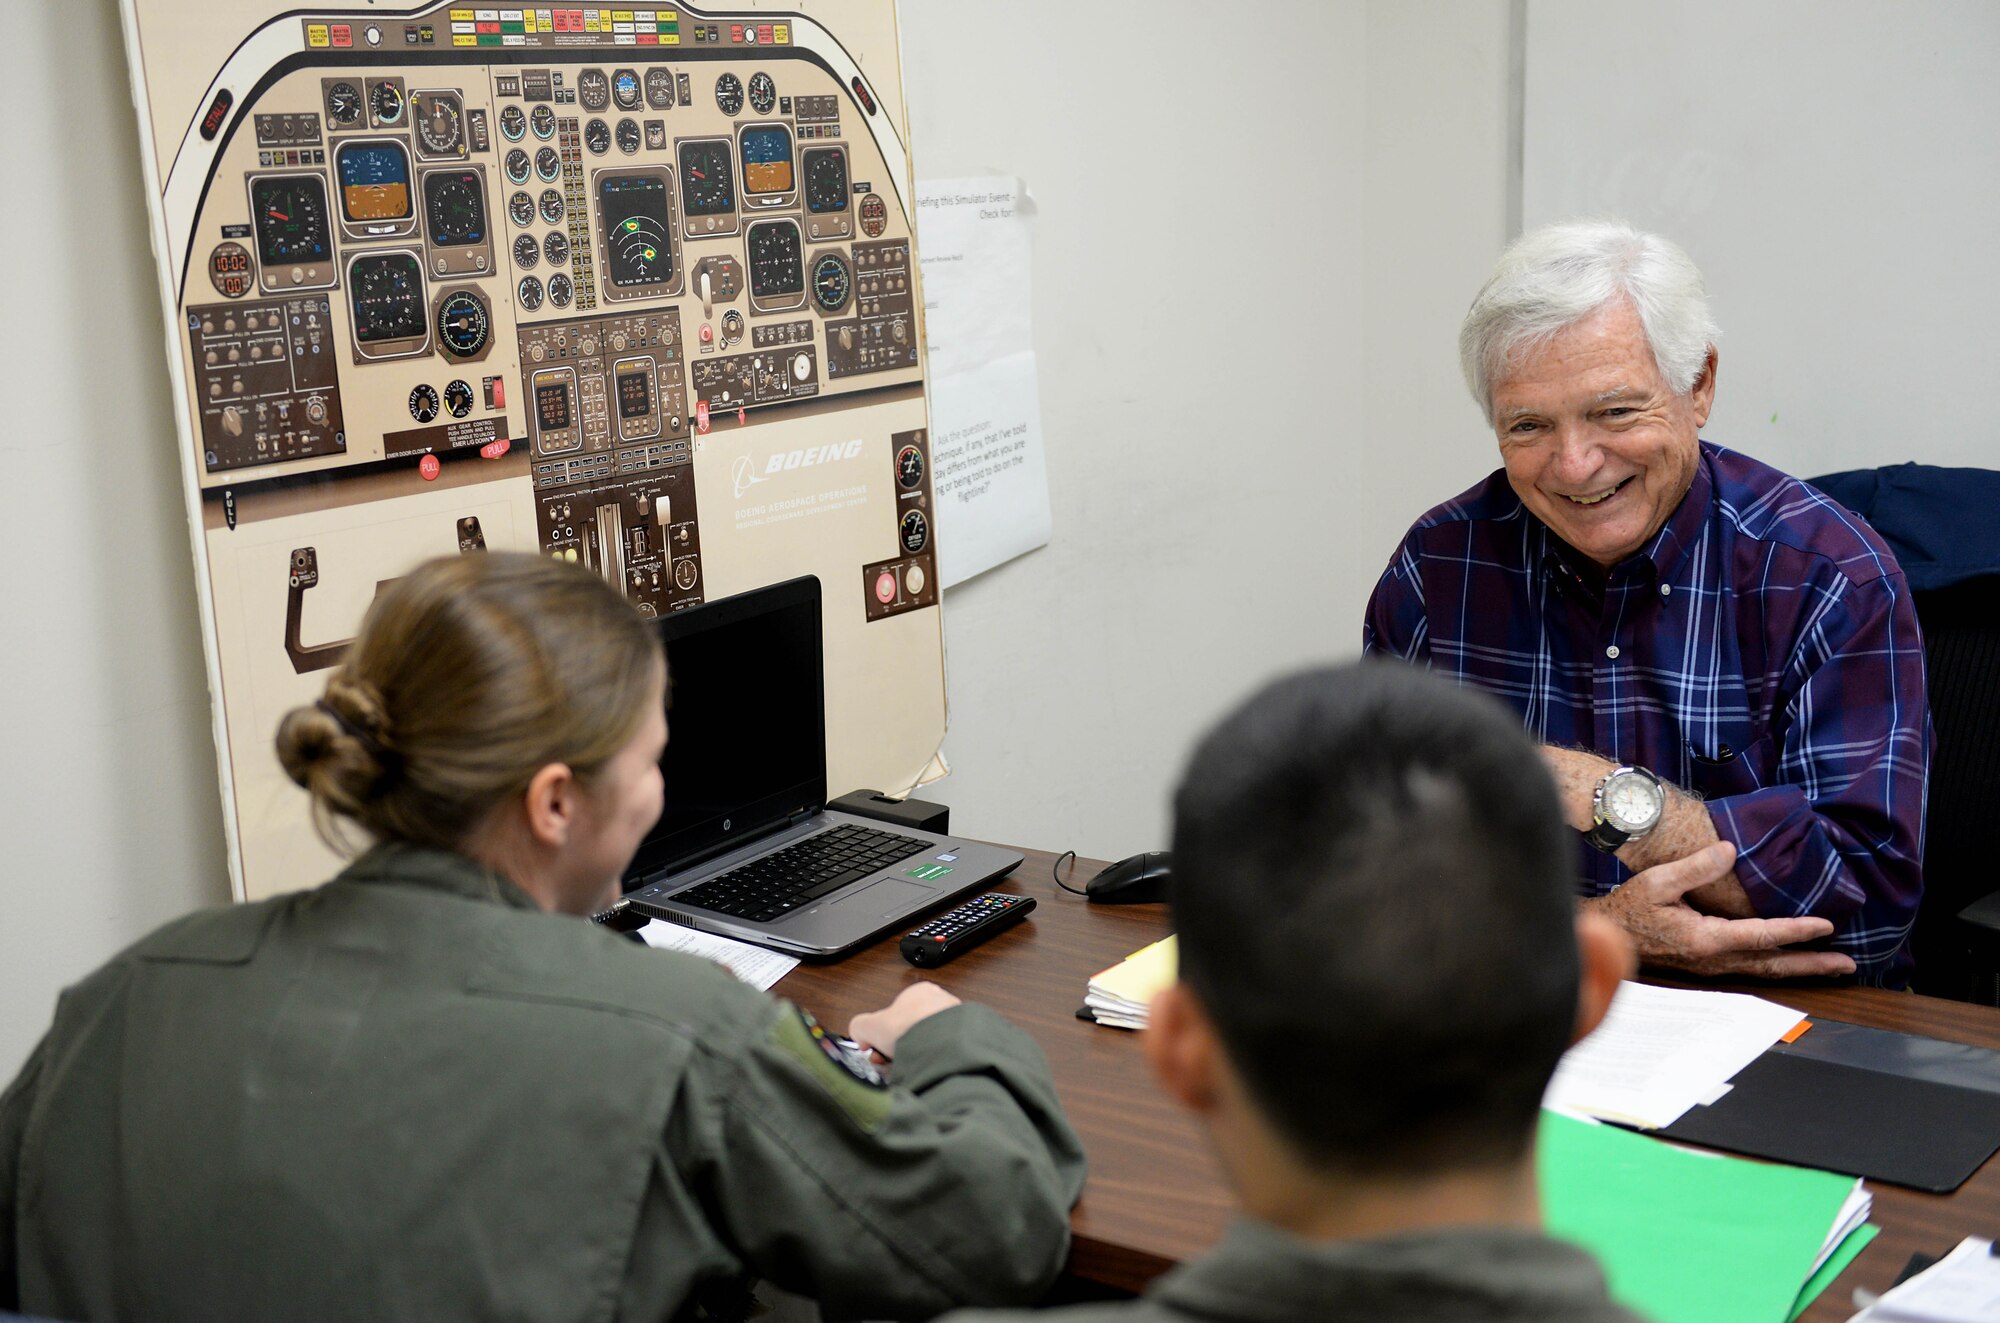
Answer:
[1780,1018,1812,1044]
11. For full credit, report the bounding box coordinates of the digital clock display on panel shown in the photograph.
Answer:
[537,378,573,431]
[336,141,414,223]
[739,126,794,197]
[617,365,653,419]
[599,173,675,290]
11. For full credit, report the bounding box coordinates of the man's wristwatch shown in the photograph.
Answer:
[1584,765,1666,853]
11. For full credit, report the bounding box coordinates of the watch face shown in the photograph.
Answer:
[1601,771,1664,833]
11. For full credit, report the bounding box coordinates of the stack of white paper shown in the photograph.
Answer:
[1815,1179,1873,1277]
[1852,1236,2000,1321]
[1543,981,1807,1129]
[638,922,799,991]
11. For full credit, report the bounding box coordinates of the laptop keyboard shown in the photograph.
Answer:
[671,824,930,922]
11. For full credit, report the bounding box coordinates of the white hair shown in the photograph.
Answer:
[1459,220,1720,423]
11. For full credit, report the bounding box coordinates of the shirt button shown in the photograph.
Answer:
[1605,645,1621,660]
[1660,584,1673,597]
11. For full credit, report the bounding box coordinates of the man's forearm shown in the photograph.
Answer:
[1537,746,1755,917]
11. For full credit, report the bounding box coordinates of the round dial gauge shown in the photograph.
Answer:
[208,242,252,299]
[499,104,527,141]
[578,69,610,112]
[370,81,404,125]
[350,252,425,344]
[896,445,925,489]
[504,148,531,184]
[858,192,888,238]
[584,119,610,156]
[811,252,851,312]
[535,146,562,181]
[509,190,534,226]
[435,290,491,359]
[409,383,439,423]
[416,94,462,154]
[804,148,849,214]
[615,118,641,155]
[539,188,565,224]
[327,81,362,126]
[678,139,735,216]
[613,68,642,111]
[645,67,675,110]
[547,272,573,308]
[899,509,930,555]
[530,104,556,139]
[748,71,777,114]
[674,559,698,590]
[514,233,541,269]
[252,175,332,264]
[544,231,570,266]
[518,275,544,311]
[444,379,475,418]
[423,173,485,246]
[714,72,743,116]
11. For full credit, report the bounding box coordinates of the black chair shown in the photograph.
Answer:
[1810,465,2000,1003]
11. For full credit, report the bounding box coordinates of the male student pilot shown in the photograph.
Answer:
[1366,220,1929,985]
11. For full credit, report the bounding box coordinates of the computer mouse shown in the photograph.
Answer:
[1086,851,1171,904]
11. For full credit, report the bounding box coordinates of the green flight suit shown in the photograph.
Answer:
[0,844,1085,1322]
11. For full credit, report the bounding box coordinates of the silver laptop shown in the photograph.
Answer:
[619,575,1021,957]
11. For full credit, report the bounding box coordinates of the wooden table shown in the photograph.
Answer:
[774,846,2000,1320]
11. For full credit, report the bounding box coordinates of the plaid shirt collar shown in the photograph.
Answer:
[1529,447,1716,599]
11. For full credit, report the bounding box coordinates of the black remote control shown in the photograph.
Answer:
[900,893,1036,967]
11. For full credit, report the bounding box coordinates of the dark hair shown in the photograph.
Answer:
[1170,660,1577,1176]
[275,552,661,854]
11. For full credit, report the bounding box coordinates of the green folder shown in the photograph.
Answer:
[1540,1110,1872,1323]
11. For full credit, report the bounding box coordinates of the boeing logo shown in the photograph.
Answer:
[733,440,865,498]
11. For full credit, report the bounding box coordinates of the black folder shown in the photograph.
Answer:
[1656,1018,2000,1192]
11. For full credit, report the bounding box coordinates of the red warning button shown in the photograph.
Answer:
[479,437,510,460]
[418,453,441,481]
[874,571,897,604]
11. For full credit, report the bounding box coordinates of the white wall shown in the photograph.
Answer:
[1522,0,2000,478]
[902,0,1517,860]
[0,0,232,1075]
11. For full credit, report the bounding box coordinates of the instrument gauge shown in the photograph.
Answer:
[803,147,849,214]
[535,146,562,180]
[349,252,426,346]
[509,190,534,226]
[444,379,476,418]
[748,71,777,115]
[327,81,363,127]
[616,118,641,155]
[530,104,556,139]
[514,233,541,269]
[504,148,531,185]
[900,510,930,555]
[415,93,463,155]
[499,104,527,141]
[208,242,253,299]
[518,275,545,311]
[370,81,404,126]
[409,383,440,423]
[811,251,851,313]
[584,119,610,156]
[645,67,675,110]
[250,175,333,265]
[544,231,570,266]
[578,69,610,112]
[678,138,736,217]
[613,68,642,111]
[897,444,925,489]
[715,72,743,116]
[858,192,888,238]
[539,188,565,224]
[422,170,486,247]
[435,290,491,359]
[548,272,573,308]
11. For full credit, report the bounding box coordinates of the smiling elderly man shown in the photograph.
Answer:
[1365,220,1929,986]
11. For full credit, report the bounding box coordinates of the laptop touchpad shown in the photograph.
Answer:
[835,878,932,916]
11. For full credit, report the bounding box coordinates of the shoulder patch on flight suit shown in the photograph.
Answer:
[770,1007,893,1133]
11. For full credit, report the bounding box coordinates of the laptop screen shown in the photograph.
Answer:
[622,576,826,888]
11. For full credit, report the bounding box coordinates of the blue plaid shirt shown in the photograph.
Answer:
[1364,441,1929,985]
